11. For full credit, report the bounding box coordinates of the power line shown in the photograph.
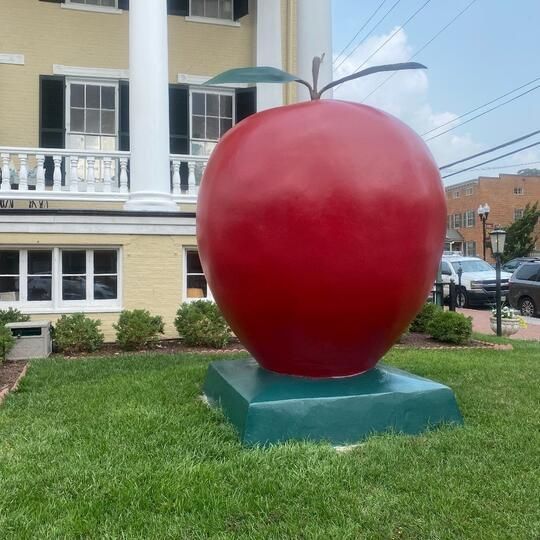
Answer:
[333,0,390,67]
[441,141,540,179]
[334,0,403,72]
[341,0,433,87]
[425,84,540,141]
[444,160,540,173]
[421,76,540,137]
[439,129,540,170]
[360,0,478,103]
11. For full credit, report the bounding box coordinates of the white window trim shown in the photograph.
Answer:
[183,248,213,302]
[184,15,240,27]
[177,73,248,89]
[65,78,119,148]
[54,65,129,79]
[0,247,122,314]
[189,87,236,149]
[0,53,24,65]
[61,1,123,15]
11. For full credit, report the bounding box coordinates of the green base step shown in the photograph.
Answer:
[203,358,463,446]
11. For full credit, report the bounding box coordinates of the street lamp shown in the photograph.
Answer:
[490,229,507,337]
[477,203,491,261]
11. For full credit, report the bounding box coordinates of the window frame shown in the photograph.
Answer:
[453,213,462,228]
[0,247,122,313]
[189,0,235,21]
[465,210,475,228]
[514,208,524,221]
[183,247,213,302]
[514,186,524,195]
[453,190,461,199]
[63,0,122,14]
[464,186,473,196]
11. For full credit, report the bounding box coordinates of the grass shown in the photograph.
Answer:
[0,340,539,539]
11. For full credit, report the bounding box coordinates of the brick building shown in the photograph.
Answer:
[445,173,540,262]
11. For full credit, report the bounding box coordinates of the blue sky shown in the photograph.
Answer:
[332,0,540,185]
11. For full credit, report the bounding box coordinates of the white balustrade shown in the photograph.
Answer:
[0,146,208,203]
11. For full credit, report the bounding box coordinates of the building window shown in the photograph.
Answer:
[66,80,118,179]
[453,190,460,199]
[464,241,477,257]
[514,186,524,195]
[464,186,473,196]
[514,208,524,221]
[68,0,118,7]
[453,213,462,228]
[190,0,233,20]
[0,248,120,311]
[465,210,475,228]
[184,249,212,301]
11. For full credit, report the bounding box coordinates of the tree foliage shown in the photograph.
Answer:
[502,202,540,263]
[517,168,540,177]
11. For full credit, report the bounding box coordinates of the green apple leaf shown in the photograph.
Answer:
[206,67,303,86]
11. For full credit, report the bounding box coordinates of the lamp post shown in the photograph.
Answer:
[490,229,507,337]
[477,203,490,261]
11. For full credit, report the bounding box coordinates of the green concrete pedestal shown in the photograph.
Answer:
[203,358,463,446]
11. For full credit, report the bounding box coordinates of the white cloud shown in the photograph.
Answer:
[333,28,485,175]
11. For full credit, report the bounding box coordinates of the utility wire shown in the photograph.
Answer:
[360,0,478,103]
[333,0,390,67]
[422,76,540,137]
[333,0,403,72]
[441,141,540,179]
[444,160,540,173]
[439,129,540,170]
[425,84,540,141]
[335,0,433,91]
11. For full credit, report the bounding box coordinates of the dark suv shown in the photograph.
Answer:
[508,262,540,316]
[502,257,540,274]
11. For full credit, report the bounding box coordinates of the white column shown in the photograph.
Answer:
[256,0,283,111]
[124,0,177,212]
[297,0,333,101]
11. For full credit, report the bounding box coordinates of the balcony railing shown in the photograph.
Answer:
[0,147,208,204]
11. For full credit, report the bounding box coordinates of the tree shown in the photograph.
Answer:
[502,202,540,262]
[517,168,540,176]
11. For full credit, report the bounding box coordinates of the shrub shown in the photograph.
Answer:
[0,308,30,327]
[0,325,15,362]
[114,310,164,351]
[175,301,231,348]
[54,313,104,354]
[427,310,472,345]
[410,302,442,333]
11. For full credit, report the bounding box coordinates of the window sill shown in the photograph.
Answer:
[61,3,124,15]
[14,306,123,315]
[184,16,240,27]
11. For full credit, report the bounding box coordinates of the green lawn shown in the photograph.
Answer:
[0,341,539,539]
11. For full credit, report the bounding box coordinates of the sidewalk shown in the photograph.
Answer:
[458,308,540,340]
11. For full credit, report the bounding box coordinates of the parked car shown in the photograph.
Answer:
[440,254,512,308]
[508,261,540,316]
[502,257,540,274]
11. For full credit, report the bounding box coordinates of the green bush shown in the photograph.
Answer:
[0,325,15,362]
[410,302,442,333]
[114,310,164,351]
[54,313,104,354]
[0,308,30,327]
[427,310,472,345]
[175,301,231,348]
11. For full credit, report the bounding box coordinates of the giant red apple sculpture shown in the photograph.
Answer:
[198,60,446,378]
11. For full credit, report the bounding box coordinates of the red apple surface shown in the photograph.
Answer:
[197,100,446,378]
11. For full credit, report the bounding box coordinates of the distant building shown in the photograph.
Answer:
[445,173,540,261]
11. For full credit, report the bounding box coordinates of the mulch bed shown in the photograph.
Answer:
[396,332,511,350]
[0,360,28,400]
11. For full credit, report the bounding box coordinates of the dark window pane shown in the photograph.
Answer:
[86,85,100,108]
[220,95,232,117]
[28,251,52,275]
[206,93,219,116]
[62,276,86,300]
[101,110,115,134]
[70,108,84,132]
[94,276,117,299]
[191,0,204,16]
[0,277,19,301]
[71,84,84,108]
[206,0,219,18]
[101,86,115,110]
[515,264,540,282]
[63,251,86,274]
[94,250,117,274]
[220,118,232,136]
[28,276,52,301]
[187,275,207,298]
[187,251,203,273]
[192,93,205,115]
[192,116,205,139]
[86,109,100,133]
[206,117,219,140]
[0,251,19,275]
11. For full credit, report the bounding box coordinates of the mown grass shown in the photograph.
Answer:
[0,340,539,539]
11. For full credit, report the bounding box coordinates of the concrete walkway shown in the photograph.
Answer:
[458,308,540,340]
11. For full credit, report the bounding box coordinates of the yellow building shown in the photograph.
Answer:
[0,0,333,340]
